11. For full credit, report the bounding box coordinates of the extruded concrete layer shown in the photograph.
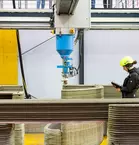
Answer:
[0,85,23,92]
[103,85,121,99]
[61,122,104,145]
[25,123,47,133]
[63,85,97,89]
[108,104,139,145]
[62,85,118,136]
[62,85,104,99]
[0,86,25,145]
[61,85,104,145]
[0,91,24,99]
[103,85,139,99]
[12,93,24,145]
[0,124,15,145]
[44,122,104,145]
[44,123,61,145]
[14,124,24,145]
[0,99,138,122]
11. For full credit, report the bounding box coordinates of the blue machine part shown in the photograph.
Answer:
[56,34,74,76]
[56,34,74,58]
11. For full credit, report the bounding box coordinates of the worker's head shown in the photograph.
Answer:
[120,56,137,71]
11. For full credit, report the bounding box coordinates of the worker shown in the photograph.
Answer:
[115,56,139,98]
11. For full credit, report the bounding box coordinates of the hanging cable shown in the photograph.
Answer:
[22,35,56,55]
[16,31,31,99]
[17,32,37,99]
[72,29,84,74]
[12,0,16,8]
[16,35,55,99]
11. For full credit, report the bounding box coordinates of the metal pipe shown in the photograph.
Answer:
[79,30,84,84]
[12,0,16,8]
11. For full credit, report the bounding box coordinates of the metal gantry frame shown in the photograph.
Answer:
[0,9,138,29]
[91,9,139,30]
[0,9,52,29]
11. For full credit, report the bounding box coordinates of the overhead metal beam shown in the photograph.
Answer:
[56,0,79,15]
[0,99,138,123]
[0,9,52,29]
[0,9,138,29]
[91,9,139,30]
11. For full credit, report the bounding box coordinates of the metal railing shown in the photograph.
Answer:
[91,0,139,8]
[115,0,139,8]
[0,0,138,9]
[0,0,53,9]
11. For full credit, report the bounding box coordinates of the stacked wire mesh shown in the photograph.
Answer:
[108,104,139,145]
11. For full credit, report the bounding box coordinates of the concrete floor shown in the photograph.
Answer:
[24,134,107,145]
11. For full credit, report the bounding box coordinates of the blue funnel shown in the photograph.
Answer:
[56,34,74,59]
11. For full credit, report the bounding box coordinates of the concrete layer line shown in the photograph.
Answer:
[60,85,104,145]
[108,104,139,145]
[0,85,25,145]
[0,99,138,122]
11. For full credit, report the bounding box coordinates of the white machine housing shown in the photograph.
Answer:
[54,0,91,34]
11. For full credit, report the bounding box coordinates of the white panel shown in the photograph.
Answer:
[84,30,139,85]
[55,0,91,28]
[18,30,79,99]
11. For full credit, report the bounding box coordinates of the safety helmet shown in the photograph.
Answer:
[120,56,134,67]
